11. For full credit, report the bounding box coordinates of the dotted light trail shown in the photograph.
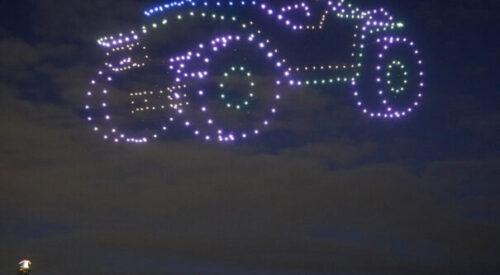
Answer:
[85,0,425,144]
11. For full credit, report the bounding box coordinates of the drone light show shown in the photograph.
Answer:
[84,0,425,144]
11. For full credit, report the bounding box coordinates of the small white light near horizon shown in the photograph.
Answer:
[19,259,32,271]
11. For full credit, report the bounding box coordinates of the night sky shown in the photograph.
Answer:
[1,0,499,274]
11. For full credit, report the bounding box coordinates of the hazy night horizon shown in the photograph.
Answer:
[1,0,499,274]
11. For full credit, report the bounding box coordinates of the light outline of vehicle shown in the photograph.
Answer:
[85,0,425,144]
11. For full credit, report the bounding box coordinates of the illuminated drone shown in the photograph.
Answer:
[85,0,425,143]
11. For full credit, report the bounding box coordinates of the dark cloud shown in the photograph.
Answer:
[32,0,144,41]
[0,39,42,82]
[1,87,499,274]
